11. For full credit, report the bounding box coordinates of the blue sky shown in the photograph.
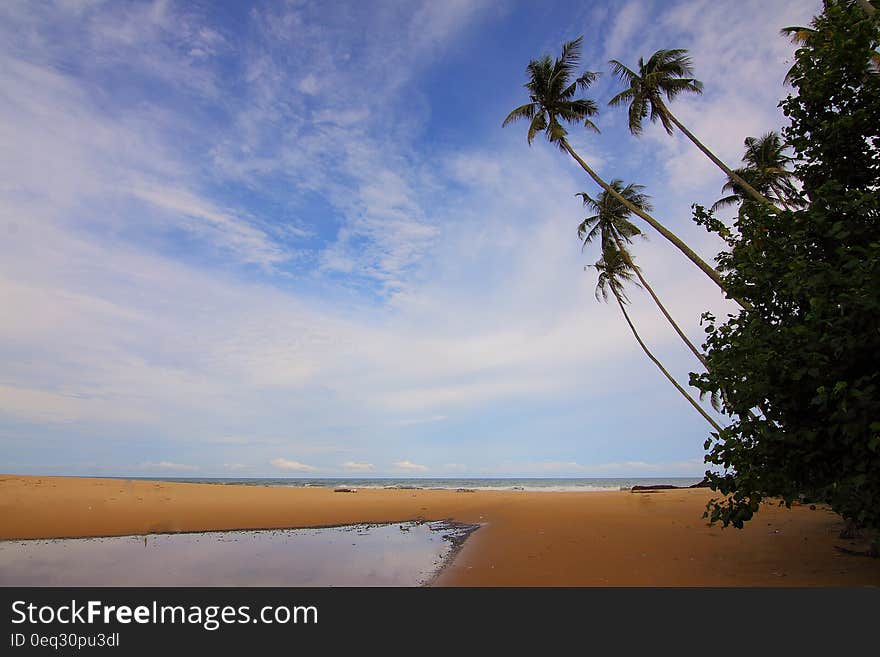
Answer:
[0,0,818,478]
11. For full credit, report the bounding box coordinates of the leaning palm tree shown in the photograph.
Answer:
[578,180,708,368]
[593,245,722,432]
[712,132,804,212]
[780,24,818,85]
[608,49,777,210]
[741,133,802,203]
[781,25,829,85]
[503,37,745,307]
[711,167,770,212]
[782,18,879,82]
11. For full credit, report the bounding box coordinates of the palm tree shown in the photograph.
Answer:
[608,49,777,210]
[711,167,766,212]
[593,245,722,432]
[783,2,878,40]
[782,16,879,82]
[712,132,804,212]
[578,180,708,368]
[503,37,746,308]
[780,24,817,85]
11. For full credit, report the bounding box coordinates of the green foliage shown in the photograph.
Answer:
[691,0,880,529]
[608,49,703,135]
[711,132,804,212]
[577,180,650,253]
[593,244,637,303]
[502,36,600,150]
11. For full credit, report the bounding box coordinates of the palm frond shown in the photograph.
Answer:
[574,70,600,91]
[710,194,742,212]
[505,37,601,148]
[660,76,703,101]
[607,87,636,107]
[618,182,653,213]
[557,36,584,72]
[613,218,642,243]
[653,48,697,79]
[576,191,600,211]
[527,112,547,145]
[780,25,815,45]
[502,102,536,128]
[608,50,700,136]
[549,37,584,99]
[578,216,602,246]
[627,95,648,135]
[557,98,599,123]
[699,388,723,412]
[546,115,568,146]
[580,181,650,279]
[593,244,639,304]
[713,132,803,210]
[650,99,674,135]
[608,59,638,85]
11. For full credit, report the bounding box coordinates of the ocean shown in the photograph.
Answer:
[129,476,704,492]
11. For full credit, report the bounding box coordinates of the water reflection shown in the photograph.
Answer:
[0,521,476,586]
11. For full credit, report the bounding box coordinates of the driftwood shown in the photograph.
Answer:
[631,478,710,493]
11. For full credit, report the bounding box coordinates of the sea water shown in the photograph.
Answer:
[135,476,703,492]
[0,521,476,587]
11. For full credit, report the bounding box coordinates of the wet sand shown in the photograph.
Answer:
[2,475,879,586]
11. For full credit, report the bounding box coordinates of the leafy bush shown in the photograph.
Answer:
[691,1,880,530]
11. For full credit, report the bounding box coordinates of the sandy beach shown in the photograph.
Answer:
[1,475,878,586]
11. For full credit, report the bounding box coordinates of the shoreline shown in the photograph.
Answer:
[2,474,879,586]
[21,474,704,494]
[422,521,483,587]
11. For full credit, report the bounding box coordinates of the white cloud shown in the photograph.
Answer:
[0,0,810,475]
[375,378,561,414]
[296,74,320,95]
[461,458,705,477]
[130,186,286,268]
[207,1,500,293]
[392,460,429,472]
[208,436,287,446]
[603,0,649,62]
[597,0,819,198]
[142,461,200,472]
[270,458,318,472]
[0,384,149,425]
[389,415,447,427]
[342,461,374,471]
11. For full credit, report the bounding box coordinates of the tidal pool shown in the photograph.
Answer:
[0,521,477,586]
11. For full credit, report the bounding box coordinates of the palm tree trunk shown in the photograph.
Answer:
[615,236,760,420]
[612,233,709,368]
[660,104,779,211]
[612,289,722,432]
[560,139,753,311]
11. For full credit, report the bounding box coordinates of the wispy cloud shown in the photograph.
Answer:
[270,458,318,472]
[389,415,448,427]
[342,461,374,471]
[598,0,817,194]
[392,460,429,473]
[129,186,287,268]
[141,461,200,472]
[0,0,818,477]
